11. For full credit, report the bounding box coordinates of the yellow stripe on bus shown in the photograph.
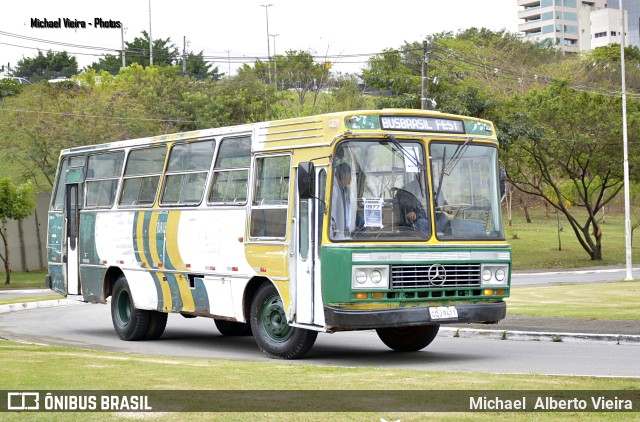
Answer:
[158,272,172,311]
[175,273,195,312]
[165,211,195,312]
[166,211,185,271]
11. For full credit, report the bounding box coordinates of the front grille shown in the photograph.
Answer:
[391,263,481,289]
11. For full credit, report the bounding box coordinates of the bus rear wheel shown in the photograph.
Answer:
[250,283,317,359]
[214,319,252,336]
[376,325,440,352]
[111,276,152,341]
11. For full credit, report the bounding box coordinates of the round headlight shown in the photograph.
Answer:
[495,268,506,282]
[356,270,367,284]
[482,268,493,282]
[371,270,383,284]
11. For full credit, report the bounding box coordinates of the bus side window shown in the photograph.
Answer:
[119,145,167,207]
[85,151,125,208]
[161,139,215,206]
[208,136,251,205]
[250,155,290,238]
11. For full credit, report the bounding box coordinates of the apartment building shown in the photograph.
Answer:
[518,0,631,52]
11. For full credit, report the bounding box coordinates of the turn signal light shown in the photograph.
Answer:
[355,292,368,300]
[371,292,384,299]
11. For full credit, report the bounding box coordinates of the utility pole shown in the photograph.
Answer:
[270,33,279,88]
[260,4,273,84]
[421,40,430,110]
[182,36,187,75]
[225,50,231,77]
[120,25,126,68]
[620,0,633,280]
[149,0,153,65]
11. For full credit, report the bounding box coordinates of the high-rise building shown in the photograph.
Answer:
[517,0,631,52]
[608,0,640,47]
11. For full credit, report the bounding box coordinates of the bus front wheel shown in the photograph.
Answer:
[250,283,317,359]
[376,325,440,352]
[111,276,152,341]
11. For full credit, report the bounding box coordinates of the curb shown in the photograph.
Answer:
[2,299,639,346]
[0,299,84,314]
[439,327,640,345]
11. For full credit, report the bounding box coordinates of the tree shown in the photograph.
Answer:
[89,31,179,73]
[362,48,421,108]
[0,70,163,189]
[13,50,78,82]
[0,179,35,284]
[178,51,223,80]
[498,83,640,261]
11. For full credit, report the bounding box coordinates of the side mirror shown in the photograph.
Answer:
[297,162,315,199]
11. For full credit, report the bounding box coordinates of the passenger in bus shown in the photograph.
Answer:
[331,162,363,237]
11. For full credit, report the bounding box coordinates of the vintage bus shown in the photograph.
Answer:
[46,109,510,359]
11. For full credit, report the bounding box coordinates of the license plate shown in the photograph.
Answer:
[429,306,458,320]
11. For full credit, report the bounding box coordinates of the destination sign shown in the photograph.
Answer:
[380,116,465,134]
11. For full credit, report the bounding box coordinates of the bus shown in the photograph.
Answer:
[46,108,510,359]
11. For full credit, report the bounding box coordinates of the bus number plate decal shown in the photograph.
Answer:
[428,306,458,320]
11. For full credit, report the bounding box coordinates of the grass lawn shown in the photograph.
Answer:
[1,340,638,421]
[505,206,640,270]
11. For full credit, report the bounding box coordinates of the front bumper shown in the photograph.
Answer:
[324,301,506,330]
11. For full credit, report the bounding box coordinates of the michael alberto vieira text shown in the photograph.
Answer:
[470,395,633,411]
[31,18,121,29]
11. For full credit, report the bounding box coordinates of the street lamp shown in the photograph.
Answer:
[260,4,273,84]
[270,33,279,88]
[619,0,633,280]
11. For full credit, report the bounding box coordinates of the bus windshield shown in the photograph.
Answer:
[330,139,430,241]
[329,138,504,241]
[430,142,504,240]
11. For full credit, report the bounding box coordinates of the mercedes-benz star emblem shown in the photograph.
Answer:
[427,264,447,286]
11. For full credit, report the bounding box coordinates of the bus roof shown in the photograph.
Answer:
[61,109,497,156]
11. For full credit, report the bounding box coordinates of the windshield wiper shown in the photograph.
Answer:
[386,135,425,172]
[435,137,473,206]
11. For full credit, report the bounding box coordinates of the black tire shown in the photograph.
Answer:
[111,276,151,341]
[376,325,440,352]
[250,283,317,359]
[214,319,252,336]
[145,311,168,340]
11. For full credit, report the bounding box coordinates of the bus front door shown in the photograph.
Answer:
[63,183,81,296]
[293,166,325,327]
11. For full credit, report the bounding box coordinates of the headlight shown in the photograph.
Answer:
[480,264,509,286]
[351,266,389,289]
[371,270,383,284]
[482,268,493,282]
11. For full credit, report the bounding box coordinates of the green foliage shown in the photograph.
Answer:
[13,50,78,82]
[178,51,223,80]
[0,78,24,99]
[498,83,640,260]
[88,30,179,73]
[362,48,421,108]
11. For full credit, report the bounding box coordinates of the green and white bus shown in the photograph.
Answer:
[46,108,510,359]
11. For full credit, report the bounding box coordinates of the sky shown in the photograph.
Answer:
[0,1,520,77]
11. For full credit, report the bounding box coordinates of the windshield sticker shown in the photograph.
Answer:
[363,199,384,228]
[404,146,421,173]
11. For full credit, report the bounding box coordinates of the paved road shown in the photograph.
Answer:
[512,266,640,286]
[0,303,638,377]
